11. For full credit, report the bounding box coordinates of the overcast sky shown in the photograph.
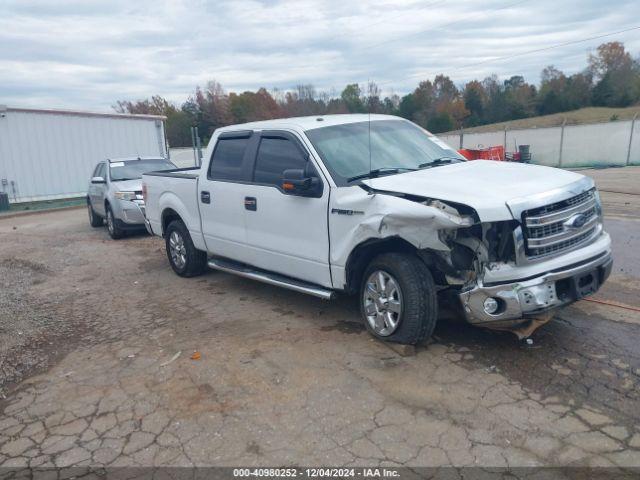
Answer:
[1,0,639,111]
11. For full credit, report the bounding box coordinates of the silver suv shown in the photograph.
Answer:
[87,157,175,239]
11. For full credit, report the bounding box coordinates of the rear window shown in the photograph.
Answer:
[209,136,250,181]
[109,159,175,181]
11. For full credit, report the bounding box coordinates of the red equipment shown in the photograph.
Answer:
[458,146,505,161]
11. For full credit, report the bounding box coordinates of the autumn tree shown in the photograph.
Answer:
[113,95,193,147]
[589,42,639,107]
[229,88,282,123]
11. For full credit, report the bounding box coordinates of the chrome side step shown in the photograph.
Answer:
[207,258,336,300]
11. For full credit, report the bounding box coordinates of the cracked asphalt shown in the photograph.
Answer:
[0,168,639,469]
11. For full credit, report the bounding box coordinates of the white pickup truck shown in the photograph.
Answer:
[142,114,612,344]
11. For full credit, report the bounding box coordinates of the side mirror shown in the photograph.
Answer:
[91,176,106,184]
[282,168,322,198]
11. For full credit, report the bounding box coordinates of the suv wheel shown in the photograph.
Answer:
[360,252,437,345]
[165,219,207,277]
[106,205,124,239]
[88,201,103,227]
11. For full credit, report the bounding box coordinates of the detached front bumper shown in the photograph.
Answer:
[458,251,613,325]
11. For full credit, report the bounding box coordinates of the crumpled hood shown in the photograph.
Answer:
[362,160,590,222]
[111,179,143,192]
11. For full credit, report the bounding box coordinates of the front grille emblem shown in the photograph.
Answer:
[564,213,588,230]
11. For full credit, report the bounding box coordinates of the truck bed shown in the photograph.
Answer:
[142,167,203,246]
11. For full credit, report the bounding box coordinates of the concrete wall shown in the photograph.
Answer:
[438,118,640,168]
[0,107,166,203]
[169,147,200,168]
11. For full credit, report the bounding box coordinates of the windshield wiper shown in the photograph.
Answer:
[347,167,416,183]
[113,177,141,182]
[418,157,462,169]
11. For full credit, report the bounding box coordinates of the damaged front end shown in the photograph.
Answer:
[425,190,613,337]
[341,179,612,337]
[423,215,559,336]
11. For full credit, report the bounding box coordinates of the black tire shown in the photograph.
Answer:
[165,219,207,277]
[87,200,103,227]
[105,204,124,239]
[359,252,437,345]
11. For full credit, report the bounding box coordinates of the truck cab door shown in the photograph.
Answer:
[199,131,256,260]
[242,131,331,288]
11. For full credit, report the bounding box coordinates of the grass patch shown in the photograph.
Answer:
[1,197,85,215]
[445,106,640,135]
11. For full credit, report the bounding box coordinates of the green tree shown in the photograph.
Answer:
[503,75,536,119]
[537,66,567,115]
[341,84,365,113]
[426,112,454,133]
[463,80,486,126]
[398,93,417,120]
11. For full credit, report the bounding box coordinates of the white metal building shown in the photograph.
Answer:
[0,106,167,203]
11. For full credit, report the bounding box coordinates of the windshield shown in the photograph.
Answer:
[109,159,175,181]
[305,119,465,185]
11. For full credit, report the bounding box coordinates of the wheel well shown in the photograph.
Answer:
[161,208,182,235]
[344,237,419,295]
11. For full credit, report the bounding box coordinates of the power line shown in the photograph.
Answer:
[331,0,448,42]
[449,24,640,72]
[377,24,640,88]
[363,0,529,51]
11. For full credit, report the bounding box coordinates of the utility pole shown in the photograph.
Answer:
[627,113,638,166]
[558,118,567,168]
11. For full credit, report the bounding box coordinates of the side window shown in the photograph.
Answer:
[254,137,308,187]
[96,163,106,179]
[209,136,250,181]
[92,163,102,178]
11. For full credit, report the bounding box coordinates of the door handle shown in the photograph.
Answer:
[244,197,257,211]
[201,191,211,204]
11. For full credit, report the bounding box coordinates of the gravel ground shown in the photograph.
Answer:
[0,258,83,396]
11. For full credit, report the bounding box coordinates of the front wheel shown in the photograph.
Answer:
[165,219,207,277]
[360,252,437,345]
[105,205,124,239]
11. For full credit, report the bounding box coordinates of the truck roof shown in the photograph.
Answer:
[215,114,404,134]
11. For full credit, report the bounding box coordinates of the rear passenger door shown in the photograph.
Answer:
[243,130,331,287]
[199,131,256,260]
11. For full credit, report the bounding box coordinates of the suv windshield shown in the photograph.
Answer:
[305,120,464,185]
[109,159,175,181]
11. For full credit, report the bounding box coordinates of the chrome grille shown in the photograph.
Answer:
[522,188,600,259]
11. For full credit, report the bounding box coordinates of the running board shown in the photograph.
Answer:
[207,258,336,300]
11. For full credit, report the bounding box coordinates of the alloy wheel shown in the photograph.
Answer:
[363,270,403,336]
[169,231,187,269]
[107,210,114,235]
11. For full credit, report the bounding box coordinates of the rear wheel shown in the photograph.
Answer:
[165,219,207,277]
[105,205,124,239]
[87,201,103,227]
[360,252,437,345]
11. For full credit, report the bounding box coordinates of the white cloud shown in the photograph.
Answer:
[0,0,638,109]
